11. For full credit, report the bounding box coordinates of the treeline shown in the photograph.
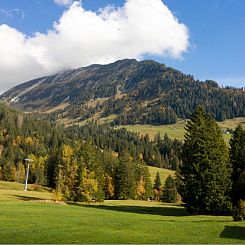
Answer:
[66,123,182,170]
[113,105,178,125]
[52,144,152,202]
[0,103,64,184]
[0,104,156,201]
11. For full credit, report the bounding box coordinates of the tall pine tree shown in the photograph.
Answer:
[177,107,232,214]
[161,175,178,203]
[153,171,162,191]
[230,125,245,206]
[115,153,136,200]
[153,171,162,201]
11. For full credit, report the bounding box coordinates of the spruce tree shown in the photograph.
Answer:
[230,125,245,206]
[153,171,162,201]
[115,153,136,199]
[177,107,232,214]
[153,171,162,191]
[161,175,177,203]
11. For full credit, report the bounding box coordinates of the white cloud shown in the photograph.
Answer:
[54,0,74,6]
[0,0,189,92]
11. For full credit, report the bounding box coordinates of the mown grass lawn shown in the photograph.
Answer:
[0,181,245,244]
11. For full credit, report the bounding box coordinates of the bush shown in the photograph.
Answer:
[52,190,64,203]
[232,200,245,221]
[28,184,44,192]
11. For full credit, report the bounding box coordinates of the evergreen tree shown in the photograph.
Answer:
[153,171,162,201]
[153,171,161,191]
[115,153,136,199]
[161,175,177,203]
[177,107,232,214]
[230,125,245,208]
[47,130,59,187]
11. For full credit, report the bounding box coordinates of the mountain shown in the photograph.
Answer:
[1,59,245,125]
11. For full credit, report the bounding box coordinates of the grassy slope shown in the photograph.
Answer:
[0,181,52,202]
[0,180,24,190]
[0,180,245,244]
[148,166,174,184]
[119,117,245,142]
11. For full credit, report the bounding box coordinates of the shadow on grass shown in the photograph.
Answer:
[70,203,189,217]
[70,203,233,222]
[220,226,245,240]
[13,195,46,201]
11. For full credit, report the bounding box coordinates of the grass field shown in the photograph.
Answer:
[0,180,245,244]
[119,117,245,143]
[0,181,52,202]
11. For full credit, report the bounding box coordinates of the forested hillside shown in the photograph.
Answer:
[0,103,180,201]
[67,123,182,169]
[1,59,245,125]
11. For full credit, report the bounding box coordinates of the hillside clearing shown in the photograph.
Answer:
[118,117,245,142]
[148,166,175,183]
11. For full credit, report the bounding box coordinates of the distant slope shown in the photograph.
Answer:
[1,59,245,125]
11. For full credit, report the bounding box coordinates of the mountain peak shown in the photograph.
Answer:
[1,59,244,124]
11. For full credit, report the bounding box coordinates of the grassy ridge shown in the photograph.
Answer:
[0,180,245,244]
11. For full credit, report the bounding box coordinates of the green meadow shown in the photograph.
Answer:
[118,121,187,141]
[148,166,174,183]
[0,180,244,244]
[119,117,245,143]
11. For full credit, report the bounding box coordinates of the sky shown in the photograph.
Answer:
[0,0,244,93]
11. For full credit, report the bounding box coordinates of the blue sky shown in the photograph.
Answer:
[0,0,244,91]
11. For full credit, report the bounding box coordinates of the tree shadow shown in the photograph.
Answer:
[70,203,189,217]
[13,195,46,202]
[220,226,245,240]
